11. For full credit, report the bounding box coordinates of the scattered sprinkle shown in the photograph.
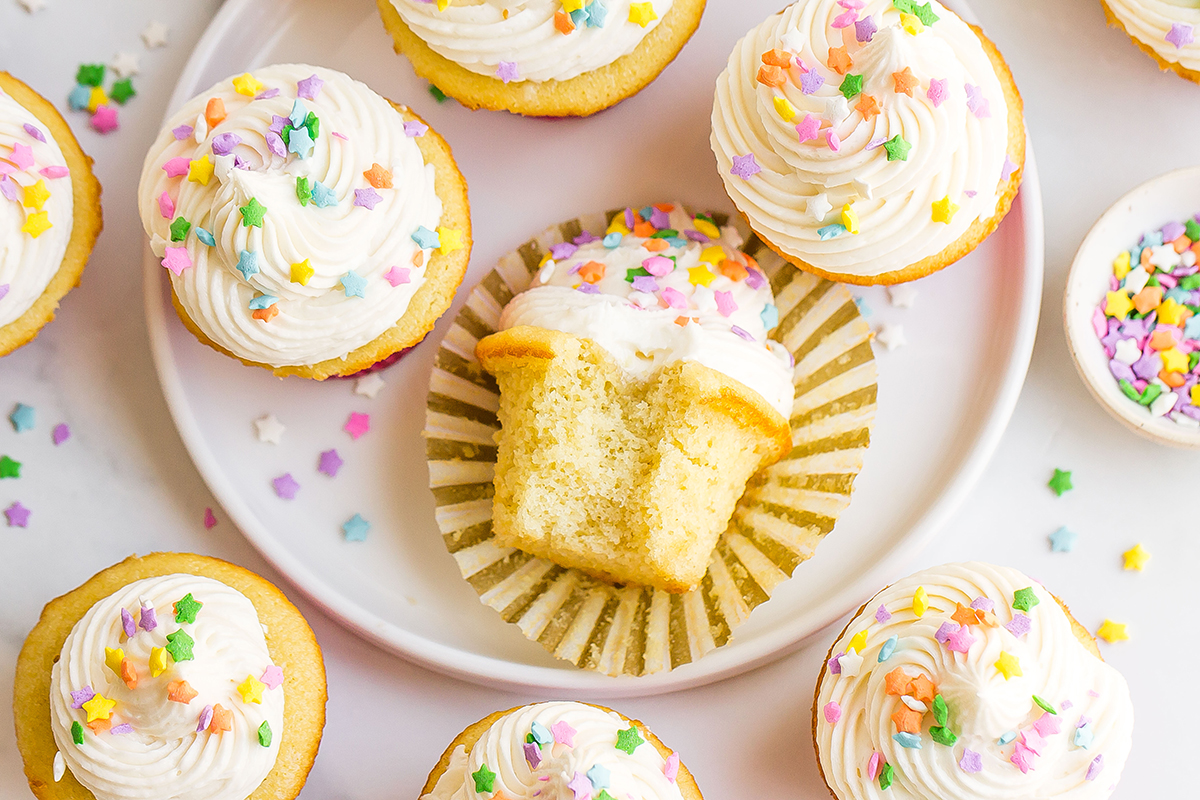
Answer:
[1122,543,1150,571]
[272,473,300,500]
[1048,468,1073,496]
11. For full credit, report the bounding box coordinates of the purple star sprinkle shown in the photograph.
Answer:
[523,742,541,769]
[934,621,960,643]
[745,268,766,289]
[574,231,600,245]
[403,120,428,138]
[577,283,600,294]
[551,242,578,260]
[730,153,761,179]
[234,155,250,171]
[23,123,46,143]
[1086,754,1104,781]
[172,124,194,140]
[354,187,382,210]
[318,449,343,477]
[211,133,242,156]
[254,88,281,100]
[110,723,133,735]
[0,176,17,202]
[273,473,300,499]
[958,748,982,773]
[650,207,670,230]
[567,771,592,800]
[1000,155,1018,181]
[731,325,755,341]
[265,131,286,158]
[1005,613,1031,638]
[139,604,157,632]
[4,502,30,528]
[0,284,8,301]
[296,74,324,100]
[70,686,95,709]
[1077,714,1092,728]
[269,115,288,134]
[684,229,710,243]
[964,83,990,118]
[52,423,70,445]
[197,704,213,732]
[855,14,877,42]
[875,604,891,623]
[800,69,825,94]
[121,608,136,637]
[828,652,843,674]
[970,596,994,612]
[630,276,659,293]
[1163,220,1186,241]
[1166,22,1195,49]
[496,61,520,83]
[1061,700,1073,711]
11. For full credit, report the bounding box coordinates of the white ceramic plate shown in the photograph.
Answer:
[144,0,1045,694]
[1064,166,1200,448]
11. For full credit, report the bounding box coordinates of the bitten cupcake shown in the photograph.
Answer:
[420,702,702,800]
[711,0,1024,285]
[1,72,102,356]
[138,64,471,379]
[1104,0,1200,83]
[376,0,706,117]
[813,562,1134,800]
[14,552,327,800]
[475,203,794,593]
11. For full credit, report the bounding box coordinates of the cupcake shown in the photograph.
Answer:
[420,702,701,800]
[376,0,706,117]
[0,72,102,357]
[711,0,1025,285]
[475,203,794,593]
[813,562,1134,799]
[1104,0,1200,82]
[14,552,327,800]
[137,64,471,379]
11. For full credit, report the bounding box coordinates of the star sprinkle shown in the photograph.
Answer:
[342,514,371,541]
[232,73,263,97]
[341,270,368,298]
[496,61,520,83]
[838,650,864,677]
[142,21,169,48]
[82,694,116,723]
[1122,543,1150,571]
[110,52,140,79]
[1048,468,1073,496]
[261,665,284,689]
[615,725,645,754]
[21,210,51,238]
[344,412,370,440]
[167,679,198,703]
[162,247,192,276]
[317,449,344,477]
[1049,526,1077,552]
[1005,613,1030,638]
[403,120,428,138]
[22,180,50,212]
[273,474,300,500]
[208,704,232,733]
[926,77,948,107]
[149,647,167,677]
[824,701,842,724]
[240,198,267,228]
[290,259,314,285]
[730,153,761,179]
[828,46,853,75]
[188,155,214,185]
[236,250,259,280]
[964,83,990,117]
[174,593,203,624]
[931,196,959,224]
[165,629,195,662]
[384,265,411,287]
[353,187,382,211]
[0,455,21,479]
[1166,22,1194,49]
[628,1,656,26]
[855,93,880,121]
[1012,587,1039,612]
[287,126,314,158]
[796,114,821,143]
[876,323,907,351]
[945,626,976,653]
[883,135,911,161]
[9,403,35,432]
[958,748,982,773]
[472,765,496,794]
[1097,619,1128,643]
[355,374,385,399]
[892,67,918,96]
[237,674,267,704]
[363,163,393,190]
[4,502,30,527]
[994,651,1021,679]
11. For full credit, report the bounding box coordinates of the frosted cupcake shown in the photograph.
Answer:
[138,64,471,379]
[813,562,1134,800]
[475,203,794,592]
[1104,0,1200,83]
[420,702,702,800]
[1,72,102,356]
[711,0,1024,285]
[14,552,326,800]
[377,0,706,116]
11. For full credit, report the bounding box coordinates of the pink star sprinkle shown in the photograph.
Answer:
[162,246,193,276]
[91,105,119,134]
[344,412,370,440]
[714,290,737,318]
[796,114,821,143]
[1010,740,1036,774]
[158,191,175,219]
[40,166,69,179]
[825,129,841,151]
[1033,712,1061,738]
[663,753,679,783]
[823,701,842,724]
[384,266,411,287]
[203,508,217,529]
[9,142,34,171]
[551,720,576,747]
[926,78,948,108]
[52,423,70,445]
[261,665,284,689]
[832,8,857,27]
[964,84,990,118]
[163,157,191,177]
[945,625,976,653]
[1020,727,1047,756]
[318,448,344,477]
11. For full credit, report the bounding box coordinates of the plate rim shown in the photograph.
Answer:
[142,0,1047,696]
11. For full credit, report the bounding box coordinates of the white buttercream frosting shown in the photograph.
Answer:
[815,562,1134,800]
[498,204,795,418]
[0,86,74,328]
[1107,0,1200,72]
[389,0,674,83]
[49,574,284,800]
[420,702,685,800]
[711,0,1015,278]
[138,63,446,368]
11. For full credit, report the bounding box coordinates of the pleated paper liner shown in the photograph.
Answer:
[424,207,877,677]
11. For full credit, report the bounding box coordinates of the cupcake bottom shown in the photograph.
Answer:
[14,552,327,800]
[746,26,1026,287]
[1101,0,1200,84]
[169,104,471,380]
[0,72,103,357]
[375,0,707,117]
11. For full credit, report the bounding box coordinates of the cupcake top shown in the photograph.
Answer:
[815,562,1133,800]
[0,85,75,328]
[711,0,1017,279]
[1107,0,1200,72]
[388,0,674,83]
[49,574,284,800]
[421,702,685,800]
[498,203,795,418]
[138,63,458,368]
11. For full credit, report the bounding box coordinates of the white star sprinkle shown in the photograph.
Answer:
[17,0,46,13]
[887,285,918,309]
[852,178,874,201]
[838,650,864,677]
[355,374,386,399]
[110,52,140,79]
[253,414,285,444]
[141,20,169,49]
[875,323,907,352]
[805,192,832,223]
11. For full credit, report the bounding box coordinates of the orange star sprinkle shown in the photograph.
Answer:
[363,163,393,189]
[761,49,794,67]
[208,704,233,733]
[719,260,748,281]
[204,97,226,128]
[909,674,937,704]
[757,66,787,88]
[252,305,279,322]
[87,718,112,733]
[633,220,656,238]
[167,680,199,704]
[578,261,606,284]
[642,237,668,252]
[828,46,853,75]
[884,668,913,696]
[892,67,919,96]
[891,705,923,734]
[951,603,984,627]
[119,658,139,690]
[554,10,575,34]
[855,94,880,122]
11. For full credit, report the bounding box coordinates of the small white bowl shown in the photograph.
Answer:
[1064,166,1200,448]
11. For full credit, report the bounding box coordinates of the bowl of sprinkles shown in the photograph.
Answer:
[1065,166,1200,447]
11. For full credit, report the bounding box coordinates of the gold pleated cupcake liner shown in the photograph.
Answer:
[424,207,877,676]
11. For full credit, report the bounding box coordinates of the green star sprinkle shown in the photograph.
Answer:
[173,593,203,624]
[883,135,911,162]
[296,176,312,207]
[165,629,195,662]
[471,764,496,793]
[258,720,272,747]
[596,792,616,800]
[110,78,136,105]
[615,726,644,754]
[1187,219,1200,242]
[929,726,957,746]
[1048,468,1073,496]
[879,762,893,790]
[839,73,864,99]
[913,2,940,24]
[76,64,106,87]
[624,266,652,282]
[71,720,84,745]
[240,198,267,228]
[0,455,20,478]
[304,112,320,141]
[429,84,448,103]
[169,216,192,242]
[1033,695,1057,715]
[932,694,948,727]
[1012,586,1040,612]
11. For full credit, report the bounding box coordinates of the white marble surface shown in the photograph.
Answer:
[0,0,1189,797]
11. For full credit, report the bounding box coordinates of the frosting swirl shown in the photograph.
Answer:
[815,562,1134,800]
[49,574,284,800]
[1106,0,1200,73]
[711,0,1015,279]
[138,64,446,368]
[0,86,74,328]
[388,0,674,83]
[421,702,685,800]
[498,203,795,417]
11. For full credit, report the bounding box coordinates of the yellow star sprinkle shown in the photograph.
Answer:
[688,265,716,287]
[237,674,267,704]
[931,195,959,224]
[773,95,798,122]
[22,179,50,211]
[912,586,928,618]
[232,73,263,97]
[694,218,721,239]
[1161,348,1188,373]
[1104,290,1134,319]
[104,647,125,675]
[994,651,1021,679]
[847,628,868,653]
[1192,385,1200,406]
[290,259,315,285]
[1122,543,1151,571]
[87,86,107,113]
[21,211,51,238]
[1096,619,1129,643]
[841,203,860,235]
[606,216,630,236]
[562,0,585,10]
[149,646,168,678]
[1112,251,1131,280]
[900,12,925,35]
[436,226,464,255]
[82,693,116,723]
[628,1,657,27]
[188,155,214,186]
[437,0,450,9]
[1156,296,1190,326]
[700,246,725,266]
